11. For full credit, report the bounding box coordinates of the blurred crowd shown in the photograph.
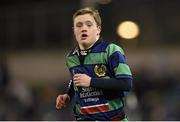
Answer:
[0,55,72,121]
[0,56,180,121]
[128,66,180,120]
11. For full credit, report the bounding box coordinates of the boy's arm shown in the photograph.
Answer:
[90,78,132,91]
[66,80,74,99]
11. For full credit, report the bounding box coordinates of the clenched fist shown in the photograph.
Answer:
[73,73,91,87]
[56,94,70,109]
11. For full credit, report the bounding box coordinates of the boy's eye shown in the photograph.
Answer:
[87,24,92,27]
[76,23,83,27]
[86,21,93,27]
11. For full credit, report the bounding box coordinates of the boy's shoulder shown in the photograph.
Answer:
[100,40,123,47]
[101,40,125,55]
[100,40,123,50]
[91,40,112,51]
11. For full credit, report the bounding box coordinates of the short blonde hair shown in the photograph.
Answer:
[73,7,101,27]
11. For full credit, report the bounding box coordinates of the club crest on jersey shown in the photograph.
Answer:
[94,64,107,77]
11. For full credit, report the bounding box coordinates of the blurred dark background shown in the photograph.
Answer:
[0,0,180,120]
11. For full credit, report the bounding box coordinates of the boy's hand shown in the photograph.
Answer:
[56,94,70,109]
[73,73,91,87]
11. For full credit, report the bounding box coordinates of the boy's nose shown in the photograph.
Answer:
[81,24,88,31]
[81,29,87,33]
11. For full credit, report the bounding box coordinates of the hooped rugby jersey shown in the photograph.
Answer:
[66,39,132,120]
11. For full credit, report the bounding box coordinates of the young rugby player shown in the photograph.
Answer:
[56,7,133,121]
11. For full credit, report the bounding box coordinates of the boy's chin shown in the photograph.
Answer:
[80,38,88,42]
[79,42,92,48]
[78,39,89,44]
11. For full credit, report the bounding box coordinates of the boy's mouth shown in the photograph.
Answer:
[81,34,88,40]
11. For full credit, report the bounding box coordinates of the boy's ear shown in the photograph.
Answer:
[98,26,101,31]
[97,26,101,34]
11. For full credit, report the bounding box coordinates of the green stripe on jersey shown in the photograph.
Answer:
[84,52,107,65]
[114,63,132,76]
[108,98,124,111]
[106,43,125,57]
[73,83,78,91]
[122,117,128,121]
[66,55,80,69]
[75,104,81,115]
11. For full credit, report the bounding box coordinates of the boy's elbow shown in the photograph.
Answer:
[126,79,133,91]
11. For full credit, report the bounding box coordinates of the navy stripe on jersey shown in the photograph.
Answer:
[75,89,125,105]
[108,51,127,69]
[91,41,110,53]
[70,65,96,77]
[75,96,106,107]
[70,64,113,78]
[116,74,133,79]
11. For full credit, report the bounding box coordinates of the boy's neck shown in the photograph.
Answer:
[79,43,94,50]
[79,37,100,50]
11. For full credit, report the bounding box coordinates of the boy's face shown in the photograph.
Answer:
[73,14,101,49]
